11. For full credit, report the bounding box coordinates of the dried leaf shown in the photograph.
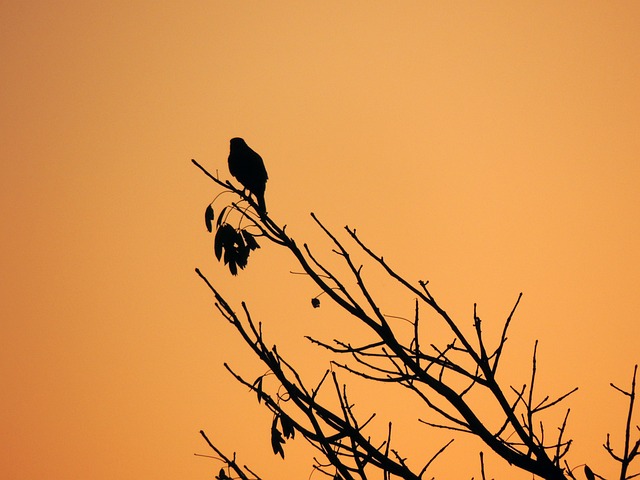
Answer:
[281,414,295,439]
[253,376,264,403]
[584,465,595,480]
[242,230,260,251]
[216,468,230,480]
[270,416,285,458]
[204,205,214,233]
[217,206,228,228]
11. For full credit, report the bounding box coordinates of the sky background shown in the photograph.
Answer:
[1,2,639,479]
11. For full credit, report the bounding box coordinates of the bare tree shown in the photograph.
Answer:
[192,158,638,480]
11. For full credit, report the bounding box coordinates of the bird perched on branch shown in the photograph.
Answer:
[228,137,269,213]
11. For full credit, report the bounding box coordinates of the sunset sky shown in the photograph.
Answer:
[1,2,639,479]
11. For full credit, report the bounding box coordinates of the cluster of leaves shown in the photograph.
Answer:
[205,204,260,275]
[252,375,296,458]
[270,412,296,458]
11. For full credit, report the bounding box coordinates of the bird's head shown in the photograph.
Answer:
[230,137,246,148]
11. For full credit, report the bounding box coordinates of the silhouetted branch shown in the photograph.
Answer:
[491,293,522,374]
[479,451,487,480]
[196,266,433,478]
[192,158,639,480]
[604,365,639,480]
[199,430,261,480]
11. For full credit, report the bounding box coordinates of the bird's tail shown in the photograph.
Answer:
[257,193,267,215]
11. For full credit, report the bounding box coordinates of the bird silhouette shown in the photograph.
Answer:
[228,137,268,213]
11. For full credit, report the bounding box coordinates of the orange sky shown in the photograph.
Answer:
[1,2,639,479]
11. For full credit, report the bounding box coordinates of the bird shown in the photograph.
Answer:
[228,137,269,213]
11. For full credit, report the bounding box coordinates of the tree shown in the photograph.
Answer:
[192,157,639,480]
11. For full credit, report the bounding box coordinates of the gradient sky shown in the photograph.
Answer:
[1,2,639,479]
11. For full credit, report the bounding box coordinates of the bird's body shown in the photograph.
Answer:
[228,137,268,213]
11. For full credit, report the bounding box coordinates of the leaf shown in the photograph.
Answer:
[252,376,264,403]
[242,230,260,251]
[584,465,596,480]
[216,224,238,262]
[214,228,223,261]
[216,468,230,480]
[214,223,234,261]
[228,258,238,276]
[270,416,285,458]
[234,234,249,270]
[311,298,320,308]
[280,414,295,439]
[217,206,228,228]
[204,205,214,233]
[223,251,233,269]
